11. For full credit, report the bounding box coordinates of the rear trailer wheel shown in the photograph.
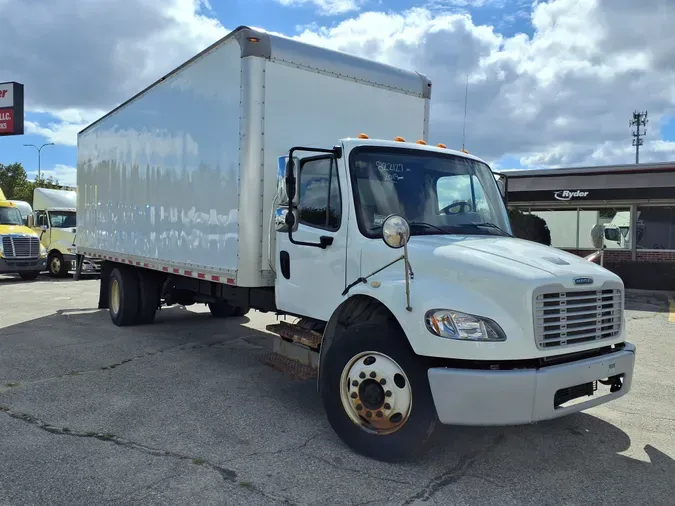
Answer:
[135,269,160,324]
[320,322,438,462]
[108,267,139,326]
[208,300,247,318]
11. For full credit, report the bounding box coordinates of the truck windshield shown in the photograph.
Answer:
[49,211,76,228]
[0,207,24,226]
[348,146,511,238]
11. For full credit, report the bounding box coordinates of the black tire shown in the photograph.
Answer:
[19,271,40,281]
[108,266,140,326]
[135,270,160,324]
[208,300,247,318]
[48,251,69,278]
[320,321,438,462]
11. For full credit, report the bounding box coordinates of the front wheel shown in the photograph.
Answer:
[19,271,40,281]
[48,252,69,278]
[320,322,438,462]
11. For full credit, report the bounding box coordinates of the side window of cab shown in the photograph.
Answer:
[297,156,342,231]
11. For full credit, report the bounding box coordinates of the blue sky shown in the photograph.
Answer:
[2,0,673,184]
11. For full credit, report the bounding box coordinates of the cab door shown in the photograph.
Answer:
[275,154,348,321]
[33,211,50,247]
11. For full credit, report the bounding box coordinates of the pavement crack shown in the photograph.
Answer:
[225,432,325,463]
[402,433,506,504]
[0,405,294,504]
[1,334,265,388]
[304,453,415,486]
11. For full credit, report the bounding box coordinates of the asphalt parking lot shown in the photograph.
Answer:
[1,274,674,506]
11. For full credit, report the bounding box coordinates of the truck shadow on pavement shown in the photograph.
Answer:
[0,307,673,505]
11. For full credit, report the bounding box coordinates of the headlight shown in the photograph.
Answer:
[40,245,47,256]
[67,247,76,253]
[425,309,506,341]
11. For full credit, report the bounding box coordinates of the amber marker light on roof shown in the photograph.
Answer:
[357,133,369,139]
[394,136,405,142]
[416,140,427,145]
[248,37,260,42]
[437,143,447,148]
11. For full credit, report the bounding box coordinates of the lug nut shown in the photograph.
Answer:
[352,380,358,387]
[350,392,357,399]
[376,411,383,417]
[366,411,372,418]
[370,371,377,378]
[384,403,391,410]
[356,404,363,410]
[380,378,386,385]
[385,390,392,397]
[359,372,366,379]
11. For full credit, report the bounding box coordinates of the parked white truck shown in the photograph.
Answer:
[30,187,101,277]
[75,26,635,461]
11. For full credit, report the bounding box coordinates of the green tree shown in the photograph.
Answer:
[507,208,552,246]
[0,162,29,200]
[0,162,65,205]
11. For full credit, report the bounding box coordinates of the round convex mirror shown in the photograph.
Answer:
[382,214,411,249]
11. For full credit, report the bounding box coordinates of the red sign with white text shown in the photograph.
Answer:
[0,108,14,134]
[0,82,24,136]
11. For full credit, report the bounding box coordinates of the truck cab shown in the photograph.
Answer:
[0,199,47,280]
[272,135,634,460]
[29,188,101,277]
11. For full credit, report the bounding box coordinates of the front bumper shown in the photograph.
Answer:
[428,342,635,426]
[0,256,47,274]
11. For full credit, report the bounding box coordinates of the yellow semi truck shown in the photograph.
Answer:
[0,191,47,280]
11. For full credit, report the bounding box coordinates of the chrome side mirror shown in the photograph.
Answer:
[382,214,410,249]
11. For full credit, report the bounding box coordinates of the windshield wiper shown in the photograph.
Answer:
[369,221,446,234]
[467,222,513,237]
[409,221,447,234]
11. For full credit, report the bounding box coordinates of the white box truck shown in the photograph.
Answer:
[75,26,635,462]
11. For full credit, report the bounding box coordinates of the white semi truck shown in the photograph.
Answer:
[75,26,635,462]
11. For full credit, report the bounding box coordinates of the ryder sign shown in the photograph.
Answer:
[0,81,24,136]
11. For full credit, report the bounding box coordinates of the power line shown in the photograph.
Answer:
[629,110,648,164]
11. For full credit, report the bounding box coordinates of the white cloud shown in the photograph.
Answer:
[276,0,365,16]
[26,164,77,187]
[293,0,675,168]
[4,0,675,172]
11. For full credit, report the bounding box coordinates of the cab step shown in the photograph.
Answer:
[260,337,319,380]
[266,321,322,351]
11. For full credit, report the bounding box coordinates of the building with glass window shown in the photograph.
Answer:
[502,161,675,290]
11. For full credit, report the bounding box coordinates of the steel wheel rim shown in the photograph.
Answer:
[51,256,61,273]
[110,278,121,316]
[339,350,412,435]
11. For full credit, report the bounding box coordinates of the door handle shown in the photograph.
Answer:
[319,236,333,248]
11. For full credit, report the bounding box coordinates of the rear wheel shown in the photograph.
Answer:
[320,322,438,462]
[109,266,139,326]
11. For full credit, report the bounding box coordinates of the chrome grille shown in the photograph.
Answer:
[534,287,622,349]
[1,235,40,259]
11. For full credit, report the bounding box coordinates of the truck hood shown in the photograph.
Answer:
[0,224,39,237]
[399,234,615,281]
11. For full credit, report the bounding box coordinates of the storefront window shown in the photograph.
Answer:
[636,206,675,250]
[578,207,631,250]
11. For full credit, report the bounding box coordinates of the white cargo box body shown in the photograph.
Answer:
[76,25,431,287]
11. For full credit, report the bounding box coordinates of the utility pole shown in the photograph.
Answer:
[629,111,647,164]
[23,142,55,182]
